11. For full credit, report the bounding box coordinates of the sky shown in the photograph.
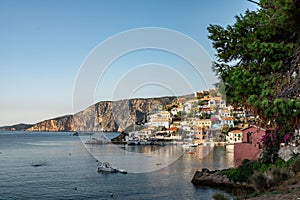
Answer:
[0,0,258,126]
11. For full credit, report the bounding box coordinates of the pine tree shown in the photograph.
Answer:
[208,0,300,161]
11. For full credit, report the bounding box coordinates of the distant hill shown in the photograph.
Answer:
[0,123,34,131]
[0,94,193,132]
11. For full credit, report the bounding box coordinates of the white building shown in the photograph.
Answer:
[147,118,170,128]
[208,97,226,108]
[219,108,232,118]
[226,130,242,144]
[184,99,199,113]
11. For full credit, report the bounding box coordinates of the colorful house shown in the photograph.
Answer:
[221,117,234,128]
[193,127,206,145]
[234,125,275,167]
[226,130,242,144]
[193,119,212,129]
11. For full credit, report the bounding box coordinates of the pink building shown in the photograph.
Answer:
[234,125,275,167]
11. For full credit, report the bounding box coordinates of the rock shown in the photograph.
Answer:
[111,131,128,144]
[279,146,295,161]
[192,168,255,191]
[26,115,74,132]
[72,97,177,132]
[2,96,178,132]
[202,168,211,173]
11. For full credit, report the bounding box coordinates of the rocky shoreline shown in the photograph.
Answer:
[191,168,254,191]
[192,168,300,199]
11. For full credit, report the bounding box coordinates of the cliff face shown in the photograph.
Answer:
[74,97,177,132]
[18,96,177,132]
[26,115,75,132]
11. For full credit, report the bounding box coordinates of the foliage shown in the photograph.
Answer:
[213,193,229,200]
[251,172,269,191]
[220,157,296,184]
[269,168,290,187]
[291,156,300,173]
[219,160,260,184]
[208,0,300,161]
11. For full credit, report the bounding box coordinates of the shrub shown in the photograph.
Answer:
[213,193,229,200]
[251,172,269,192]
[220,160,260,184]
[268,168,290,187]
[291,156,300,173]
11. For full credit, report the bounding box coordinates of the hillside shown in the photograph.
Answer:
[0,95,186,132]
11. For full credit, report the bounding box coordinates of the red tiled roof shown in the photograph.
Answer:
[222,117,233,121]
[167,127,177,131]
[230,130,242,133]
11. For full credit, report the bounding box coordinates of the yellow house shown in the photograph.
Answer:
[193,119,212,129]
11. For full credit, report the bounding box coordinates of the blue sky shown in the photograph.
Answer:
[0,0,258,126]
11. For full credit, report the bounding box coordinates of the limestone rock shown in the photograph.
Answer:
[26,115,74,132]
[18,96,177,132]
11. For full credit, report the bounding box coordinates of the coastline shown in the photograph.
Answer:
[191,168,254,191]
[192,168,300,199]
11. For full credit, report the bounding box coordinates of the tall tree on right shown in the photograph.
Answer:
[208,0,300,161]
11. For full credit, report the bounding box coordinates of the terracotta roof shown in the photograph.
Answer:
[222,117,233,121]
[221,109,230,113]
[202,108,213,111]
[167,127,177,131]
[229,130,242,133]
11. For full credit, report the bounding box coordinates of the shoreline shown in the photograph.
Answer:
[191,168,255,191]
[192,168,300,199]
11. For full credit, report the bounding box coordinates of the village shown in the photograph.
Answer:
[126,88,300,166]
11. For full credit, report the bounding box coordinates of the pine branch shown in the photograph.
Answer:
[246,0,260,6]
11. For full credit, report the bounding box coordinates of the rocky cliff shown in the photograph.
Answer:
[0,96,179,132]
[74,97,177,132]
[26,115,75,132]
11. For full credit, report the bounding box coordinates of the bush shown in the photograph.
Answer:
[221,160,262,184]
[213,193,229,200]
[220,157,297,185]
[268,168,290,187]
[291,156,300,173]
[251,172,269,192]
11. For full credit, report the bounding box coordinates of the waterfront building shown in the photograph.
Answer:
[146,111,172,128]
[226,130,242,144]
[234,125,275,167]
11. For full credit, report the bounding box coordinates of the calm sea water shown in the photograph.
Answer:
[0,131,234,200]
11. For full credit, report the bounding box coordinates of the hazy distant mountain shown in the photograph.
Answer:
[0,123,34,131]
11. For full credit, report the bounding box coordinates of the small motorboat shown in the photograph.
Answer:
[117,169,128,174]
[97,162,117,173]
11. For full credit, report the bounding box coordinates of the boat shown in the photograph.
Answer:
[97,162,117,173]
[182,143,198,149]
[127,137,139,145]
[117,169,128,174]
[97,162,128,174]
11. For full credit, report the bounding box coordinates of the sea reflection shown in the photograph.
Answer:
[84,143,234,173]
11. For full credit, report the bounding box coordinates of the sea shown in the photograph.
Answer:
[0,131,234,200]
